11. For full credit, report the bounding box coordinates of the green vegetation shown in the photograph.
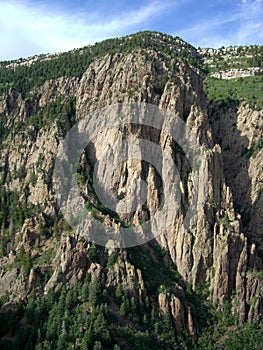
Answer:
[1,241,263,349]
[128,244,184,295]
[204,75,263,109]
[0,267,192,350]
[241,137,263,160]
[219,213,231,228]
[0,96,76,149]
[250,138,263,158]
[12,96,74,142]
[0,188,41,234]
[195,303,263,350]
[248,269,263,281]
[208,194,217,208]
[222,323,263,350]
[25,96,76,133]
[35,247,56,266]
[0,185,72,260]
[14,246,32,275]
[78,162,134,228]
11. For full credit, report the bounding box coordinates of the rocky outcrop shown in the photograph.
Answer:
[211,67,262,79]
[158,290,195,336]
[208,102,263,251]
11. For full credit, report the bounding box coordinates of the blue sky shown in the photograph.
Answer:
[0,0,262,60]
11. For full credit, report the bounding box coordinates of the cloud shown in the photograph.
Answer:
[176,0,263,47]
[0,0,168,60]
[0,0,261,60]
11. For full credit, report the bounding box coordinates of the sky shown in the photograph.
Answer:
[0,0,262,61]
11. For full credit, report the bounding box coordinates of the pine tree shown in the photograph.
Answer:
[93,341,103,350]
[88,277,99,306]
[120,300,128,317]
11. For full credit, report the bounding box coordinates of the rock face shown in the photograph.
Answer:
[208,102,263,251]
[210,67,262,79]
[0,32,262,340]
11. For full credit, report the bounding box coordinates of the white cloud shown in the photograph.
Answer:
[176,0,263,47]
[0,0,261,59]
[0,0,168,60]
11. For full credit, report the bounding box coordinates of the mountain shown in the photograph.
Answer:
[0,31,262,349]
